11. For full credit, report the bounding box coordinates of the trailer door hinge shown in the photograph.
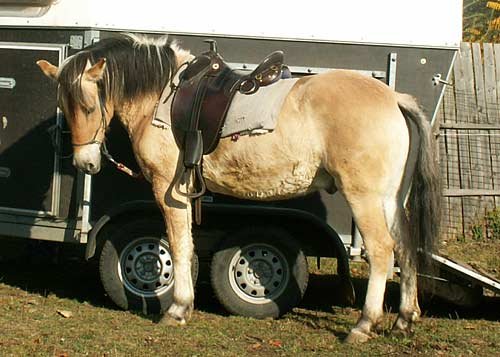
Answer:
[0,167,11,179]
[432,73,453,86]
[0,77,16,90]
[69,35,84,50]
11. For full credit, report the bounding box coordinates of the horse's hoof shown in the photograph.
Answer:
[159,314,187,326]
[160,302,193,326]
[390,315,415,338]
[373,321,385,334]
[390,326,414,339]
[344,328,374,344]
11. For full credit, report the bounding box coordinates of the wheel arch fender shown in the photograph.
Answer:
[86,200,352,284]
[203,203,351,280]
[85,200,161,260]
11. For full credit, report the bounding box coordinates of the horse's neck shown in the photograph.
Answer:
[172,45,194,66]
[114,50,193,137]
[116,95,159,137]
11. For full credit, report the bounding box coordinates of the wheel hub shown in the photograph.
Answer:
[134,253,161,281]
[119,238,174,297]
[248,260,273,284]
[230,244,289,303]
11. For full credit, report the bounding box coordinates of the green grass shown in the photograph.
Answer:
[0,240,498,356]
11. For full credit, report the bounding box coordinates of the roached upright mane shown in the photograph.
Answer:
[57,33,177,114]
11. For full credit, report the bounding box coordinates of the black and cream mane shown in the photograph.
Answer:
[57,33,178,114]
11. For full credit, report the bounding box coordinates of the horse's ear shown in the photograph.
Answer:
[36,60,59,81]
[84,58,107,82]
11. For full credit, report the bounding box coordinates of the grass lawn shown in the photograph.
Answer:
[0,238,498,356]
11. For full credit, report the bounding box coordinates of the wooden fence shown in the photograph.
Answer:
[437,42,500,240]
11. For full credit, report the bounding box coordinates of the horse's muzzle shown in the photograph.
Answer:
[73,144,102,175]
[79,161,100,175]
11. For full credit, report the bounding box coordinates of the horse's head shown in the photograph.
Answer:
[37,57,112,174]
[37,34,186,174]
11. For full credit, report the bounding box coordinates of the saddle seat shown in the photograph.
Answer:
[170,40,285,169]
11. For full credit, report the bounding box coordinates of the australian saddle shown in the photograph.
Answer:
[170,40,285,198]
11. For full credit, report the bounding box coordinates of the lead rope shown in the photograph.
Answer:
[101,142,143,179]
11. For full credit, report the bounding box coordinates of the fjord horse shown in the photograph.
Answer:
[37,34,440,343]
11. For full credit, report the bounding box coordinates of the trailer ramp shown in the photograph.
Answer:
[416,253,499,307]
[430,253,500,295]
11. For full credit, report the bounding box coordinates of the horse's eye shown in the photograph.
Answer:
[85,107,96,115]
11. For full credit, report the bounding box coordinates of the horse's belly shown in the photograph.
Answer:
[203,159,330,200]
[202,98,329,200]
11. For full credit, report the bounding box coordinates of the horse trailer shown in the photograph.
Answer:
[1,0,497,316]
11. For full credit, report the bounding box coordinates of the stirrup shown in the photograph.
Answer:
[188,165,206,199]
[174,165,206,199]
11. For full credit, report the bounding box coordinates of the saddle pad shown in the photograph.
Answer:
[220,78,298,138]
[152,70,180,130]
[152,77,299,138]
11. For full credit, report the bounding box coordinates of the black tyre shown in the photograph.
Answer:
[99,219,198,314]
[211,226,308,318]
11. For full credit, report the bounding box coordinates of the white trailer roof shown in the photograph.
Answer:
[0,0,462,48]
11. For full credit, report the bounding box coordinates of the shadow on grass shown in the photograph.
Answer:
[299,273,401,312]
[286,273,401,338]
[0,239,230,321]
[0,239,115,309]
[0,239,231,320]
[0,238,499,326]
[421,295,500,321]
[293,272,500,327]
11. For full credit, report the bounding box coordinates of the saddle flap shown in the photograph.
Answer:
[171,56,238,154]
[183,130,203,168]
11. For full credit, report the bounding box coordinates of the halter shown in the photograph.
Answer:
[71,89,107,148]
[69,86,142,179]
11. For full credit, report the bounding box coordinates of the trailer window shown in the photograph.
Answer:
[0,0,55,17]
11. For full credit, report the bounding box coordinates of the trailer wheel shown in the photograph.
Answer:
[211,226,308,318]
[99,219,198,314]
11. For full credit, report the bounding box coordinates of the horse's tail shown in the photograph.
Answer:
[397,93,441,271]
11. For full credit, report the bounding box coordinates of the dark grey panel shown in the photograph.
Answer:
[0,28,83,46]
[1,28,455,120]
[0,46,59,214]
[0,29,454,229]
[90,120,154,221]
[166,35,455,117]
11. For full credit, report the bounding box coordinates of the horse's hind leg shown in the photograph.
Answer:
[391,206,420,336]
[344,195,395,343]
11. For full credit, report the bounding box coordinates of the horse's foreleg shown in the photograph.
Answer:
[344,197,395,343]
[392,208,420,337]
[153,178,195,325]
[165,205,195,325]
